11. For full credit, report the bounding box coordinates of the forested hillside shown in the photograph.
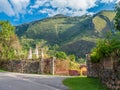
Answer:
[16,10,116,58]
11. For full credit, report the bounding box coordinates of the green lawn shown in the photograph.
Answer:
[63,77,108,90]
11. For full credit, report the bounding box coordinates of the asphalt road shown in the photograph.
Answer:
[0,72,69,90]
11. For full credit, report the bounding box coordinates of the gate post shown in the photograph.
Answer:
[38,48,44,74]
[51,57,55,75]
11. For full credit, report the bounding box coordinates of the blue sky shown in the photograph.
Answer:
[0,0,119,25]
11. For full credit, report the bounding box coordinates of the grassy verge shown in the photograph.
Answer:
[63,77,108,90]
[0,69,6,72]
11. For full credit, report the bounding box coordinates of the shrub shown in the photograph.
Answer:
[69,54,76,62]
[55,51,67,60]
[90,32,120,63]
[90,50,101,63]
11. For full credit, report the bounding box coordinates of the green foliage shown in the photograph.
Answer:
[55,51,67,60]
[91,39,113,63]
[61,40,96,58]
[115,2,120,31]
[90,32,120,63]
[109,32,120,56]
[77,58,86,64]
[69,61,80,70]
[69,54,76,62]
[0,21,20,60]
[90,48,101,63]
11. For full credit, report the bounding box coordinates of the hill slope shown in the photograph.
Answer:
[16,10,116,58]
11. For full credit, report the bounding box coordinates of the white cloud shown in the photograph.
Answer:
[10,0,30,16]
[30,0,49,9]
[37,0,97,16]
[0,0,30,18]
[0,0,119,19]
[68,0,96,10]
[116,0,120,3]
[33,0,120,17]
[50,0,68,8]
[100,0,116,3]
[0,0,15,16]
[39,9,57,16]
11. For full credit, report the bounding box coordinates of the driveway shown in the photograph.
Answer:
[0,72,69,90]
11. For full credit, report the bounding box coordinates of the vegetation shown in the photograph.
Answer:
[0,21,21,60]
[101,10,116,22]
[90,32,120,63]
[115,3,120,31]
[55,51,67,60]
[93,16,107,32]
[16,10,115,59]
[68,54,76,62]
[90,3,120,63]
[0,10,116,61]
[69,61,80,70]
[0,68,6,72]
[63,77,107,90]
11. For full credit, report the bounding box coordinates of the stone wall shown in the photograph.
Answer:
[100,57,120,90]
[87,54,99,77]
[87,55,120,90]
[0,60,44,74]
[0,59,69,75]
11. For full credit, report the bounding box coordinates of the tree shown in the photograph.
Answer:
[55,51,67,60]
[0,21,21,60]
[114,2,120,31]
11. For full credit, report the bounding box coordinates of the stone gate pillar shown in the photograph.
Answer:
[28,48,32,59]
[86,53,99,77]
[51,57,55,75]
[35,47,39,59]
[41,48,44,74]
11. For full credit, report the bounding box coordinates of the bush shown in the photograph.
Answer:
[69,61,80,70]
[90,32,120,63]
[90,50,101,63]
[55,51,67,60]
[69,54,76,62]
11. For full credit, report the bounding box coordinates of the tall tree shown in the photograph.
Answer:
[0,21,21,60]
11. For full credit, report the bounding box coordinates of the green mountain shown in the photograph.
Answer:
[16,10,116,58]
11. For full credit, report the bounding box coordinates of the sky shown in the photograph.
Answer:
[0,0,119,25]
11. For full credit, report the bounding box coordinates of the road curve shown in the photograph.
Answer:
[0,72,69,90]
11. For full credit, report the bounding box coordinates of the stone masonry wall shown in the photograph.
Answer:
[100,58,120,90]
[0,59,69,75]
[87,54,99,77]
[0,60,42,74]
[87,55,120,90]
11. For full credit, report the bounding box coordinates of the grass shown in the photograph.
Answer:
[93,16,107,32]
[0,69,6,72]
[101,11,116,22]
[63,77,108,90]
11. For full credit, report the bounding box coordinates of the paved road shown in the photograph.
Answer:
[0,72,69,90]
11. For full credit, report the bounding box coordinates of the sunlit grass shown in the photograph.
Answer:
[93,16,107,32]
[63,77,108,90]
[101,11,116,22]
[0,69,6,72]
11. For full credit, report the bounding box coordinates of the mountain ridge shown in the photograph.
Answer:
[16,10,116,58]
